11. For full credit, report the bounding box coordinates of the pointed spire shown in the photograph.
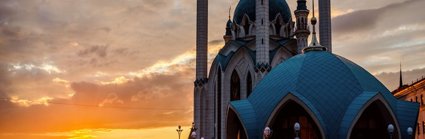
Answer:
[303,0,326,53]
[399,61,403,88]
[309,0,320,47]
[228,5,232,20]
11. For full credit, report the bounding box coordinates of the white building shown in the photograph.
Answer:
[193,0,332,138]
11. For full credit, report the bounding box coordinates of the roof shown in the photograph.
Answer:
[230,51,419,138]
[392,77,425,98]
[233,0,292,24]
[214,39,293,71]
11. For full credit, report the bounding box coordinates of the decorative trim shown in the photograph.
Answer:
[255,63,271,73]
[194,78,209,87]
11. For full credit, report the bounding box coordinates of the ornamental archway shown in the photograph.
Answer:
[226,108,247,139]
[349,100,399,139]
[268,100,322,139]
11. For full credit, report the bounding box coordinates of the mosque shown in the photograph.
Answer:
[192,0,419,138]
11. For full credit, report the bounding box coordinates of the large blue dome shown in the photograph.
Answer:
[233,0,292,24]
[229,51,418,139]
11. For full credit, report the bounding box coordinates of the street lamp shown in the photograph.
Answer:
[176,125,183,139]
[407,127,413,139]
[264,127,272,139]
[387,124,394,139]
[294,122,301,139]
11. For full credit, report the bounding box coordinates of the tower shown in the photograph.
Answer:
[255,0,270,80]
[223,8,233,43]
[319,0,332,52]
[194,0,208,138]
[294,0,310,53]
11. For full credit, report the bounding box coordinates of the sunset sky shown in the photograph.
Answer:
[0,0,424,138]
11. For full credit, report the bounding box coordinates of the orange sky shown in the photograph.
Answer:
[0,0,424,138]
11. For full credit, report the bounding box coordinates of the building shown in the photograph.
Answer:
[393,72,425,139]
[193,0,419,138]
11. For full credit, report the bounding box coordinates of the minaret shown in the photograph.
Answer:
[194,0,208,138]
[319,0,332,52]
[399,62,403,88]
[255,0,270,80]
[294,0,310,53]
[195,0,208,83]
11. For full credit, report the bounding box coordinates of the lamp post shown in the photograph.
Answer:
[294,122,300,139]
[387,124,394,139]
[264,127,272,139]
[407,127,413,139]
[176,125,183,139]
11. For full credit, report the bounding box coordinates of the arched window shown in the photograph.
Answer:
[226,109,247,139]
[231,70,241,101]
[350,101,398,139]
[246,73,252,97]
[269,100,322,139]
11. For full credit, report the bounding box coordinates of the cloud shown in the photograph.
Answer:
[375,67,425,91]
[77,45,109,58]
[0,0,424,138]
[331,0,425,75]
[333,0,425,36]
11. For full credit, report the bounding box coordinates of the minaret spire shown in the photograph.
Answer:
[303,0,327,52]
[255,0,270,80]
[399,61,403,88]
[228,5,231,19]
[195,0,208,85]
[319,0,332,52]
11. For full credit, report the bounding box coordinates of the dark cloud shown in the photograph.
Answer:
[209,39,224,45]
[77,45,109,58]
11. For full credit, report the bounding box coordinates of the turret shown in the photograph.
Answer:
[294,0,310,54]
[224,9,233,43]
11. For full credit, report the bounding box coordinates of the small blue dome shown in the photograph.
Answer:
[233,0,292,24]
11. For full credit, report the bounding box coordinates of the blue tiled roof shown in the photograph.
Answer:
[230,51,419,138]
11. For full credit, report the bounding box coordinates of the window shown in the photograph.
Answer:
[261,0,263,5]
[246,73,252,97]
[421,95,423,105]
[416,96,419,103]
[418,123,420,135]
[230,70,240,101]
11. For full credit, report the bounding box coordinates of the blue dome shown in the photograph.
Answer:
[233,0,292,24]
[230,51,419,139]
